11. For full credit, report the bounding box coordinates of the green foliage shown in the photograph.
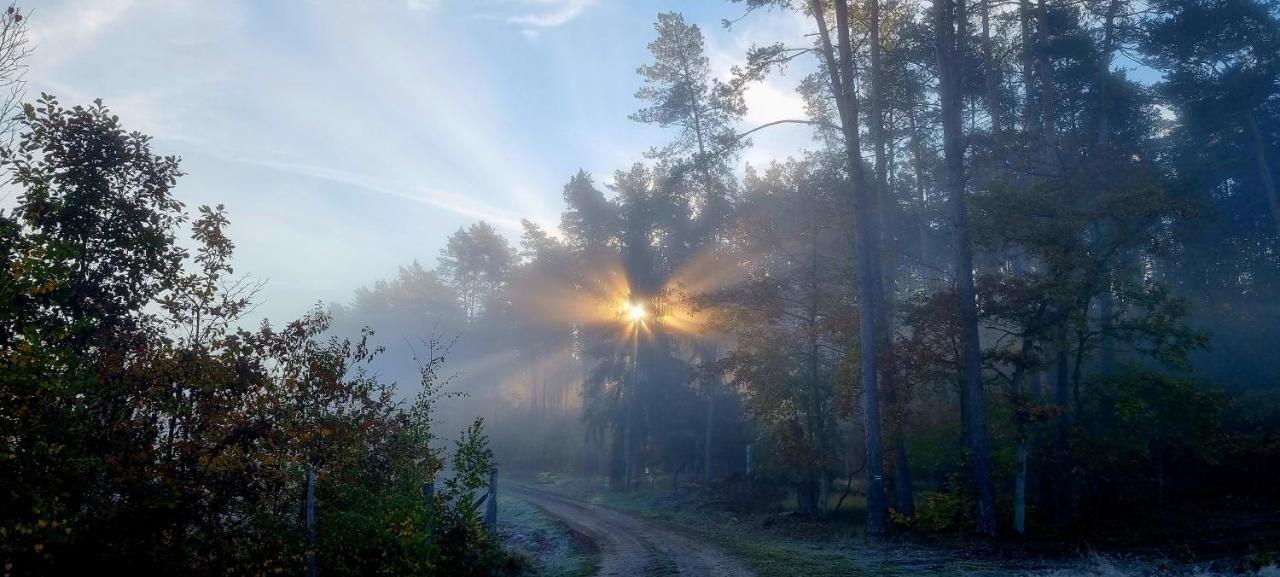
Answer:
[632,10,745,208]
[438,222,516,321]
[711,158,855,514]
[901,490,975,533]
[1075,370,1230,510]
[0,96,512,575]
[1220,389,1280,484]
[444,419,497,528]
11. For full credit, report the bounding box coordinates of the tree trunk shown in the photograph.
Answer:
[811,0,890,537]
[891,411,915,516]
[1095,0,1119,149]
[623,397,633,490]
[1245,111,1280,236]
[698,341,722,484]
[622,347,637,490]
[1095,0,1121,376]
[1020,0,1038,137]
[981,0,1003,132]
[908,102,932,275]
[1098,287,1116,375]
[1053,329,1073,525]
[870,0,915,519]
[704,389,715,483]
[798,468,820,518]
[1036,0,1057,167]
[936,0,998,537]
[870,0,889,215]
[1010,334,1036,535]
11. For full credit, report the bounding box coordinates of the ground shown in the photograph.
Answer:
[500,474,1280,577]
[507,481,754,576]
[498,493,595,577]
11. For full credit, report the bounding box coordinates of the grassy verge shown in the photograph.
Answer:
[516,475,1280,577]
[497,494,595,577]
[509,473,1280,577]
[616,507,1019,577]
[520,476,1017,577]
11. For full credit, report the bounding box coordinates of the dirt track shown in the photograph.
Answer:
[506,483,754,577]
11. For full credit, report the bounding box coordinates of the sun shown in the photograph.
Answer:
[624,302,647,323]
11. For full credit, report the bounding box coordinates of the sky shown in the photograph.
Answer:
[18,0,818,325]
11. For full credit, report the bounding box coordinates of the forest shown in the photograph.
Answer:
[1,0,1279,575]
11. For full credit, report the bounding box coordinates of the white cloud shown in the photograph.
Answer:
[221,154,527,230]
[743,81,808,125]
[699,7,818,165]
[14,0,820,324]
[404,0,440,12]
[702,7,814,126]
[27,0,135,67]
[21,0,560,323]
[507,0,595,28]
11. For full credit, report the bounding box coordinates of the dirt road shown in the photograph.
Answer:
[506,483,755,577]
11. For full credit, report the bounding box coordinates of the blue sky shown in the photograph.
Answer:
[19,0,816,325]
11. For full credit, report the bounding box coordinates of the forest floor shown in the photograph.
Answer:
[502,473,1280,577]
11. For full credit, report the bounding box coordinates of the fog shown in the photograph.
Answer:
[3,0,1279,575]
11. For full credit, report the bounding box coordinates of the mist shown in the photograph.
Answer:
[3,1,1279,576]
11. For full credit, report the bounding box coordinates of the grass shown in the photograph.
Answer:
[518,475,1280,577]
[497,494,594,577]
[524,476,950,577]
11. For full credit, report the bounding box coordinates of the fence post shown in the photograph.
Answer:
[305,465,317,577]
[483,469,498,535]
[745,445,753,476]
[422,481,435,534]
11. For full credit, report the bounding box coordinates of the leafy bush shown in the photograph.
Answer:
[901,490,975,533]
[0,96,516,575]
[1074,370,1228,514]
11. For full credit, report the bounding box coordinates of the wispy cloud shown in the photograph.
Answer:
[18,0,821,326]
[26,0,133,62]
[507,0,596,28]
[222,154,527,230]
[404,0,440,12]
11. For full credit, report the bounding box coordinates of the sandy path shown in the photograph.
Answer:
[506,483,755,577]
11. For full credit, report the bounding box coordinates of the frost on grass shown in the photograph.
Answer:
[497,495,593,577]
[1034,555,1280,577]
